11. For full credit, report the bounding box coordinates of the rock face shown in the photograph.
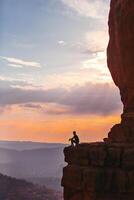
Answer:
[62,143,134,200]
[62,0,134,199]
[107,0,134,142]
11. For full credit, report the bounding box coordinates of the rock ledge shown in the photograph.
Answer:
[62,143,134,200]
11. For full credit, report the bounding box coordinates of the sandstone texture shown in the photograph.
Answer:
[107,0,134,142]
[107,0,134,113]
[62,143,134,200]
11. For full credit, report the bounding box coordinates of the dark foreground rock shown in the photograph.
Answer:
[62,143,134,200]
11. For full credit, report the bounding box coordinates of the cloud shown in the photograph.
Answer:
[21,103,43,110]
[1,56,41,68]
[8,63,23,68]
[66,30,109,58]
[0,79,122,116]
[81,51,109,74]
[61,0,109,18]
[21,103,70,115]
[0,78,38,91]
[84,30,109,54]
[58,40,67,46]
[62,83,122,115]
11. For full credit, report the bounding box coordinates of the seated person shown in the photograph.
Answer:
[69,131,79,146]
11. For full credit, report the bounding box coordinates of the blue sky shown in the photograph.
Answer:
[0,0,122,142]
[0,0,110,85]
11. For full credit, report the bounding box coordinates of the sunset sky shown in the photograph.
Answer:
[0,0,122,143]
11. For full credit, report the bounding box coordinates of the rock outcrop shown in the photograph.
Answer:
[62,0,134,199]
[62,143,134,200]
[107,0,134,142]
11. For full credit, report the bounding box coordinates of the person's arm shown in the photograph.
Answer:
[69,136,74,141]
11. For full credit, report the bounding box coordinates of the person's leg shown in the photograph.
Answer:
[71,138,73,146]
[75,141,79,147]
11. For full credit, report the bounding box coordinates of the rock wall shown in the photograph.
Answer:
[107,0,134,114]
[107,0,134,142]
[62,143,134,200]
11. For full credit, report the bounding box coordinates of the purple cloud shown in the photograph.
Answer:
[0,79,122,115]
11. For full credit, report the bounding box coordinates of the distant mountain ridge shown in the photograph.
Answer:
[0,140,67,191]
[0,173,62,200]
[0,140,66,150]
[0,146,65,177]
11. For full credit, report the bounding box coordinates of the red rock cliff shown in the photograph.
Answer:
[107,0,134,143]
[107,0,134,113]
[62,143,134,200]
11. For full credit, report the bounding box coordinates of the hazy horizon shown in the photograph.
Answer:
[0,139,67,144]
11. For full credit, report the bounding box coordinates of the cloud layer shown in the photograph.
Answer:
[61,0,109,18]
[0,78,122,116]
[1,56,41,68]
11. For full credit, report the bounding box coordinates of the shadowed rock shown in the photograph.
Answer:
[107,0,134,142]
[62,143,134,200]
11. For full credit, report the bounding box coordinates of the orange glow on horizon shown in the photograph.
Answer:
[0,113,121,143]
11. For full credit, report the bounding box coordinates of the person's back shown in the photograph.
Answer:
[69,131,79,146]
[73,133,79,145]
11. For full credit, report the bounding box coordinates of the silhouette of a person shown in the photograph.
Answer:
[69,131,79,146]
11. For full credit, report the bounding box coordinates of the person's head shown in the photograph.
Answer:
[73,131,76,136]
